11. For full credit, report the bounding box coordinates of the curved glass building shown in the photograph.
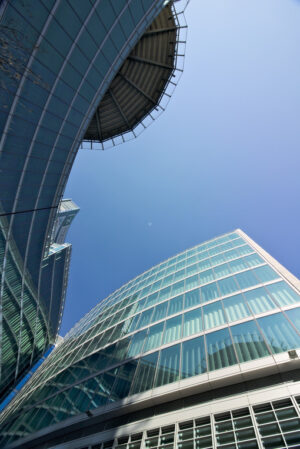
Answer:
[1,230,300,449]
[0,0,186,402]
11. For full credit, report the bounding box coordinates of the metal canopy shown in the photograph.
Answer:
[83,4,177,144]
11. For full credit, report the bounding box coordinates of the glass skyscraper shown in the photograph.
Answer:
[1,230,300,449]
[0,0,185,403]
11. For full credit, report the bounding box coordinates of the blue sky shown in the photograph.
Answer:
[61,0,300,336]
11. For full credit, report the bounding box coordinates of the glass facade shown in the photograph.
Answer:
[0,0,169,403]
[0,230,300,448]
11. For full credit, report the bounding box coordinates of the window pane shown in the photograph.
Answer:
[185,274,199,290]
[253,266,280,283]
[152,302,168,323]
[130,352,158,395]
[163,316,182,344]
[229,257,249,273]
[222,294,250,322]
[214,263,232,279]
[137,308,154,329]
[201,282,219,303]
[203,301,226,330]
[231,320,270,362]
[286,307,300,331]
[155,344,180,387]
[183,308,202,337]
[258,312,300,354]
[244,253,264,267]
[168,295,183,316]
[244,287,276,314]
[128,330,147,357]
[206,328,237,371]
[172,280,185,296]
[199,269,214,285]
[218,276,238,296]
[235,270,259,290]
[144,322,164,352]
[184,288,201,309]
[267,281,300,307]
[181,336,206,379]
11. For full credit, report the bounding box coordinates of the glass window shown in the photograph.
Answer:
[258,312,300,354]
[203,301,226,330]
[158,286,172,302]
[128,314,141,333]
[146,292,159,307]
[213,263,231,279]
[229,257,248,273]
[128,330,147,357]
[244,253,264,267]
[144,322,164,352]
[286,307,300,332]
[181,336,206,379]
[130,352,158,395]
[206,328,237,371]
[267,281,300,307]
[235,270,259,290]
[218,276,238,296]
[137,308,154,329]
[168,295,183,316]
[253,266,280,283]
[201,282,219,303]
[163,316,182,344]
[231,320,270,362]
[244,287,276,314]
[185,274,199,291]
[155,344,180,387]
[171,280,185,297]
[152,302,168,323]
[199,269,214,285]
[183,308,202,337]
[111,361,138,401]
[184,288,201,309]
[223,294,250,322]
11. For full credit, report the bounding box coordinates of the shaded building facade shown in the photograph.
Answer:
[1,230,300,448]
[0,0,184,402]
[51,199,79,245]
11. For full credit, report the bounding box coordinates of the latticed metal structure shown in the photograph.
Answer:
[1,230,300,448]
[0,0,187,405]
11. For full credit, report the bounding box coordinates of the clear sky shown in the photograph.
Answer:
[61,0,300,336]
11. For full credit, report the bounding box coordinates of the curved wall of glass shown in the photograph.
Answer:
[1,230,300,447]
[0,0,167,402]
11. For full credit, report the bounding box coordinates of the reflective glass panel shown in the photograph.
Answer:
[258,312,300,353]
[181,336,206,378]
[163,316,182,344]
[222,294,250,322]
[244,287,276,315]
[155,344,180,387]
[231,320,270,362]
[183,308,202,337]
[206,327,237,370]
[203,301,226,330]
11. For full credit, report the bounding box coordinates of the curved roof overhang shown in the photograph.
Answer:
[82,1,188,150]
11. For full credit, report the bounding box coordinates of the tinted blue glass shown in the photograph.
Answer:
[267,282,300,307]
[218,276,238,296]
[183,308,202,337]
[229,258,248,273]
[206,328,237,371]
[235,270,259,290]
[244,287,276,314]
[214,263,232,279]
[203,301,226,330]
[244,253,264,267]
[253,266,280,283]
[181,336,206,379]
[137,308,154,329]
[222,294,250,322]
[231,320,270,362]
[152,302,168,322]
[128,330,147,357]
[184,288,201,309]
[286,307,300,331]
[155,344,180,387]
[144,322,164,352]
[130,352,158,395]
[199,269,214,285]
[258,313,300,354]
[185,274,199,290]
[168,295,183,316]
[163,315,182,344]
[201,282,219,303]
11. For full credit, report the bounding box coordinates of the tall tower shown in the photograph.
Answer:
[1,230,300,448]
[0,0,187,402]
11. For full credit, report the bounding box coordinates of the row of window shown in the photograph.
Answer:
[68,234,242,337]
[9,307,300,430]
[26,277,300,403]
